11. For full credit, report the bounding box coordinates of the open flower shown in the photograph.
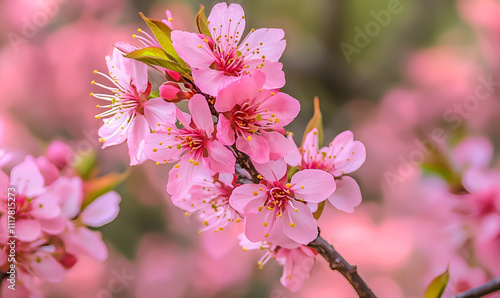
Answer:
[171,2,286,95]
[175,168,239,233]
[145,94,235,200]
[294,128,366,213]
[215,72,300,163]
[230,160,335,248]
[92,42,176,165]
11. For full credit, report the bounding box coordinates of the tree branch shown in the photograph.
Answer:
[453,278,500,298]
[308,232,377,298]
[204,93,375,297]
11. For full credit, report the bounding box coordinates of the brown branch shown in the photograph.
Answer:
[203,93,375,297]
[453,278,500,298]
[308,232,377,298]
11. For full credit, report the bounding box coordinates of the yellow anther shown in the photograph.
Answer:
[264,233,269,237]
[258,206,263,212]
[156,162,160,165]
[253,191,258,196]
[290,223,295,227]
[301,185,305,189]
[99,138,105,143]
[270,92,275,96]
[294,208,299,212]
[264,222,268,227]
[93,70,97,74]
[198,45,202,48]
[247,135,252,141]
[184,212,189,216]
[152,148,158,152]
[174,164,180,168]
[189,159,194,163]
[194,161,200,166]
[286,183,292,188]
[95,115,100,119]
[259,187,263,191]
[235,218,241,223]
[257,175,263,179]
[168,17,173,22]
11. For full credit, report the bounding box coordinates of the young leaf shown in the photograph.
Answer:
[125,47,188,74]
[196,5,212,37]
[424,267,449,298]
[313,201,326,220]
[302,97,323,147]
[82,171,129,210]
[138,13,187,68]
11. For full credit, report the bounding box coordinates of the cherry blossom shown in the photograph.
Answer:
[171,2,286,96]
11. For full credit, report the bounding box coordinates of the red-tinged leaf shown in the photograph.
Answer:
[82,171,129,210]
[302,97,323,147]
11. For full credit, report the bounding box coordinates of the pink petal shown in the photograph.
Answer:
[0,170,9,196]
[302,128,319,162]
[229,184,267,214]
[284,133,302,167]
[291,169,336,203]
[16,218,41,242]
[452,137,493,170]
[256,61,286,90]
[30,193,61,219]
[144,97,177,129]
[214,72,265,112]
[207,140,235,173]
[10,158,44,197]
[193,68,234,97]
[189,94,214,135]
[65,227,108,261]
[171,31,214,69]
[167,159,198,201]
[216,115,236,145]
[261,130,295,161]
[80,191,121,227]
[330,137,366,176]
[50,177,83,219]
[112,42,149,94]
[38,217,66,235]
[241,28,286,61]
[30,253,66,283]
[144,132,182,163]
[127,116,149,166]
[98,114,129,147]
[244,208,274,242]
[328,176,362,213]
[253,158,287,182]
[282,203,318,245]
[236,133,270,164]
[33,156,59,185]
[208,3,246,50]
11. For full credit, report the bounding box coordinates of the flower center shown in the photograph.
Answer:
[177,129,206,154]
[213,49,245,76]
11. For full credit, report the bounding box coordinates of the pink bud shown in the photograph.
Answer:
[47,140,72,169]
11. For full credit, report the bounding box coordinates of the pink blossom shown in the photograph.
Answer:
[92,42,176,165]
[238,234,316,292]
[46,141,73,170]
[215,72,300,163]
[175,168,239,233]
[171,2,286,96]
[294,128,366,213]
[145,94,235,199]
[230,159,335,248]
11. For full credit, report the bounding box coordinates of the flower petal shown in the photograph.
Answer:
[229,184,267,214]
[236,133,270,164]
[16,218,41,242]
[10,158,44,197]
[189,94,214,136]
[207,140,235,173]
[127,115,149,166]
[171,31,214,69]
[328,176,362,213]
[282,203,318,245]
[144,97,177,129]
[80,191,121,227]
[291,169,336,203]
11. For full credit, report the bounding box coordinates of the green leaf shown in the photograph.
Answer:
[424,267,449,298]
[313,201,326,220]
[82,171,129,210]
[148,90,160,99]
[73,151,96,179]
[125,47,188,74]
[196,5,212,37]
[138,13,187,69]
[302,97,323,147]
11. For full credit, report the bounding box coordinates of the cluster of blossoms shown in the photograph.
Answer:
[91,2,366,291]
[0,142,121,297]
